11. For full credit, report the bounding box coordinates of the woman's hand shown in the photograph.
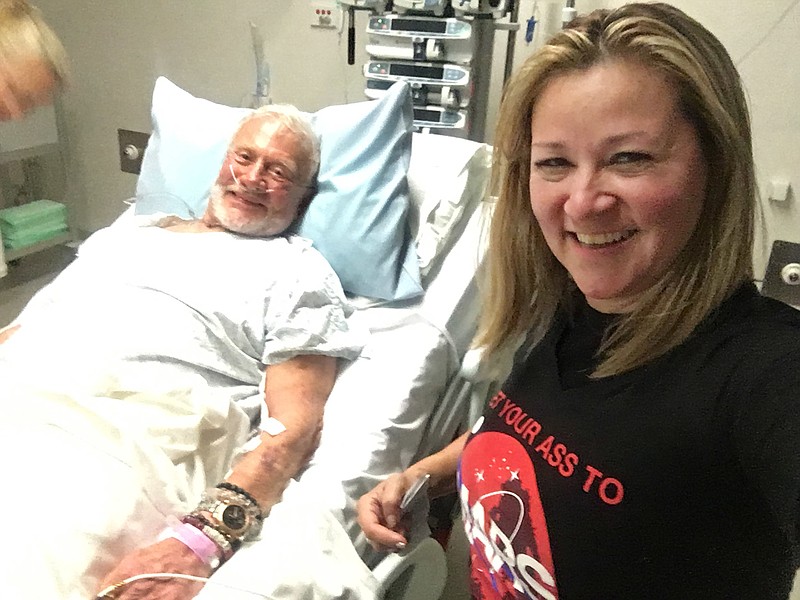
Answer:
[96,538,210,600]
[358,433,467,552]
[357,470,422,552]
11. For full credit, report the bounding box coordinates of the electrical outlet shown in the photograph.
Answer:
[762,240,800,308]
[311,1,339,29]
[117,129,150,175]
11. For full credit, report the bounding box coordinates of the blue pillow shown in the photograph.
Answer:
[135,77,422,301]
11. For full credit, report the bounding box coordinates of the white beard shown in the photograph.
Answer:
[205,184,283,237]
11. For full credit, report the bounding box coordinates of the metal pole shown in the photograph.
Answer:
[467,14,495,142]
[503,0,519,85]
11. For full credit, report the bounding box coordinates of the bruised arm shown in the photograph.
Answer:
[225,353,338,512]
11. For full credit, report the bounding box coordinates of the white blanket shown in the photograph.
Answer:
[0,381,383,600]
[195,483,378,600]
[0,382,250,599]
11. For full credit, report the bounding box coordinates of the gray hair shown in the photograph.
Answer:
[234,104,320,188]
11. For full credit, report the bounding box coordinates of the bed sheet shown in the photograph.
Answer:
[0,377,250,599]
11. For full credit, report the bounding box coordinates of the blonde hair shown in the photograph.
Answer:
[476,2,756,378]
[0,0,69,85]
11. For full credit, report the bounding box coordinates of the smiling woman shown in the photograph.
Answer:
[528,59,707,315]
[483,2,758,378]
[0,0,68,120]
[357,4,800,599]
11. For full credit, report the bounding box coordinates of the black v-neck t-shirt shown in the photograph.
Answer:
[555,295,617,389]
[459,284,800,599]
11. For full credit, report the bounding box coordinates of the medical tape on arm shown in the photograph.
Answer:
[260,417,286,436]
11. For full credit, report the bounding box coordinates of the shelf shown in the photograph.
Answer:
[4,232,74,262]
[0,103,65,272]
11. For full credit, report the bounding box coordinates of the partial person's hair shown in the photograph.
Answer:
[0,0,69,84]
[476,2,756,377]
[233,104,320,191]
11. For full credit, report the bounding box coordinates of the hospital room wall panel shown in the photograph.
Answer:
[29,0,799,280]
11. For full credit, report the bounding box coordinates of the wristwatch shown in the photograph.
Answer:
[197,488,264,542]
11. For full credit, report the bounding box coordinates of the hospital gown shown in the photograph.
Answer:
[1,213,362,421]
[0,215,365,599]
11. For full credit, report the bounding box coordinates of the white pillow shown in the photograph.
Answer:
[407,133,493,278]
[135,77,422,302]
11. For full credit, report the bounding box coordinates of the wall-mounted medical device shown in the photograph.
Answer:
[365,79,469,110]
[365,15,474,63]
[451,0,511,18]
[365,59,470,87]
[393,0,449,16]
[339,0,521,140]
[412,106,467,130]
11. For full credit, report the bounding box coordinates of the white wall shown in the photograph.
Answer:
[35,0,799,276]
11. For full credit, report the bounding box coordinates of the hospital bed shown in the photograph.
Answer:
[0,79,495,600]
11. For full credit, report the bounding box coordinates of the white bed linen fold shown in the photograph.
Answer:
[194,481,378,600]
[0,381,250,599]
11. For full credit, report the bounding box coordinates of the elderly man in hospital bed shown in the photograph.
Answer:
[0,105,363,599]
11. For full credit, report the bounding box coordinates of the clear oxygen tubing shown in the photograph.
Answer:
[249,21,271,107]
[228,163,276,195]
[562,0,577,28]
[95,572,276,599]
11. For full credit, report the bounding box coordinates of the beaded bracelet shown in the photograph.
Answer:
[160,518,222,570]
[183,513,239,552]
[216,482,260,511]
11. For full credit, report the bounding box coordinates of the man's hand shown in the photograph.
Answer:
[96,538,211,600]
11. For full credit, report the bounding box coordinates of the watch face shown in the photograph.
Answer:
[221,504,247,531]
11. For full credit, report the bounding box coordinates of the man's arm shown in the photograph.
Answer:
[96,353,338,600]
[226,353,338,511]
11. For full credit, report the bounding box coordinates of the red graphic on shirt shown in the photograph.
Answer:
[459,430,558,600]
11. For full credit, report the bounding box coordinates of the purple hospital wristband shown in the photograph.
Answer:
[160,518,222,570]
